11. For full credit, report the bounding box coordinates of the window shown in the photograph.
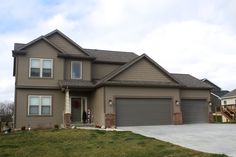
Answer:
[224,100,227,105]
[71,61,82,79]
[30,58,53,78]
[28,95,52,116]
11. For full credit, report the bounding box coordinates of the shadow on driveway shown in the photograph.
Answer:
[119,124,236,157]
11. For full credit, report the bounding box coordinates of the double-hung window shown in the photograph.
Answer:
[30,58,53,78]
[71,61,82,79]
[28,95,52,116]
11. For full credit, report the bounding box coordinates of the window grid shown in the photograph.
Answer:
[30,58,53,78]
[28,95,52,116]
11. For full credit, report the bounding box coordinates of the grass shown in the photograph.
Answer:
[0,129,227,157]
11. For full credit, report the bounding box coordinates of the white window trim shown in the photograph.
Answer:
[29,58,53,78]
[71,61,82,79]
[28,95,52,116]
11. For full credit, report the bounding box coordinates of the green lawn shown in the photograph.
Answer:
[0,129,227,157]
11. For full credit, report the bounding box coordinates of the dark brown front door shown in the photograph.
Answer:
[71,98,82,122]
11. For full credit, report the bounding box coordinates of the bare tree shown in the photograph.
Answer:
[0,101,14,122]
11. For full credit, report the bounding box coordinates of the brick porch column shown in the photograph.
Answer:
[64,89,71,128]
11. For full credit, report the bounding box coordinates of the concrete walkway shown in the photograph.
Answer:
[119,124,236,157]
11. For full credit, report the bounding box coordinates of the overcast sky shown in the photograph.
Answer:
[1,0,236,102]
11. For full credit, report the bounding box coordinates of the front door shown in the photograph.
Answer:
[71,97,87,122]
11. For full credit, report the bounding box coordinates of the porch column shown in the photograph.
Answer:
[64,89,71,128]
[65,89,71,114]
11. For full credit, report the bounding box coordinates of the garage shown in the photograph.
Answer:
[181,99,208,124]
[116,98,172,126]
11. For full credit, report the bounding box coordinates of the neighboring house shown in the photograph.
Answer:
[12,30,212,129]
[201,79,229,113]
[221,89,236,122]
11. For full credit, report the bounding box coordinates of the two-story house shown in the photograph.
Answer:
[12,30,212,129]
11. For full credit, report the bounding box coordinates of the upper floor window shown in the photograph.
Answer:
[224,100,227,105]
[28,95,52,116]
[71,61,82,79]
[30,58,53,78]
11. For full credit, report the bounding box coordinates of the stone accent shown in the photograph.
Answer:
[64,113,71,128]
[208,112,214,123]
[105,114,116,128]
[173,112,183,124]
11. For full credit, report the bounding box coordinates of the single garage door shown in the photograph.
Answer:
[181,99,208,124]
[116,98,172,126]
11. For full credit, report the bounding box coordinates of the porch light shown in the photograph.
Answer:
[208,101,212,106]
[108,99,113,106]
[175,100,180,105]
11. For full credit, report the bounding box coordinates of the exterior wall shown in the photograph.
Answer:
[180,89,211,118]
[15,89,64,129]
[16,40,64,87]
[92,63,121,80]
[112,58,174,82]
[65,59,91,81]
[105,86,181,115]
[90,87,105,126]
[47,33,86,55]
[180,89,211,101]
[221,97,236,105]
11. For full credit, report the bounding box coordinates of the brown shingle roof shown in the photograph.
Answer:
[58,80,95,88]
[103,80,181,87]
[171,73,212,89]
[84,48,138,63]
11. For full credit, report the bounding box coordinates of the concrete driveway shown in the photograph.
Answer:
[119,124,236,157]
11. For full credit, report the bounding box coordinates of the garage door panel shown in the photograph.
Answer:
[116,98,172,126]
[181,99,208,124]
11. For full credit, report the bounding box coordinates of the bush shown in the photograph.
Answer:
[21,126,26,131]
[213,115,222,122]
[54,124,59,129]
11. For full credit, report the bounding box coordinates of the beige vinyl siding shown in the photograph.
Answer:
[15,89,64,129]
[90,87,105,126]
[65,60,91,81]
[112,58,174,82]
[47,33,86,55]
[180,89,211,101]
[17,40,64,87]
[105,86,181,114]
[92,63,121,79]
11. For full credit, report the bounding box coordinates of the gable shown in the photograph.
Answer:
[47,33,87,56]
[23,40,60,58]
[112,58,175,82]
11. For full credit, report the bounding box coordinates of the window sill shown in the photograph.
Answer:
[27,115,53,117]
[29,77,54,80]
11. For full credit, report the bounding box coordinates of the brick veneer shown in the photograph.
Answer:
[105,114,116,128]
[64,113,71,128]
[173,112,183,124]
[208,112,214,123]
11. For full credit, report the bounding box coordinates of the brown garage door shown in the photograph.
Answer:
[116,98,172,126]
[181,99,208,124]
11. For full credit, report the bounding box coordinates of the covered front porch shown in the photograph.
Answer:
[59,80,95,128]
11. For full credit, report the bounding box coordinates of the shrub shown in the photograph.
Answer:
[54,124,59,129]
[21,126,26,131]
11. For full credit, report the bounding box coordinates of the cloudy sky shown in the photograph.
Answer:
[1,0,236,102]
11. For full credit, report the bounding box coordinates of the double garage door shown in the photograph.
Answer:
[116,98,208,126]
[116,98,172,126]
